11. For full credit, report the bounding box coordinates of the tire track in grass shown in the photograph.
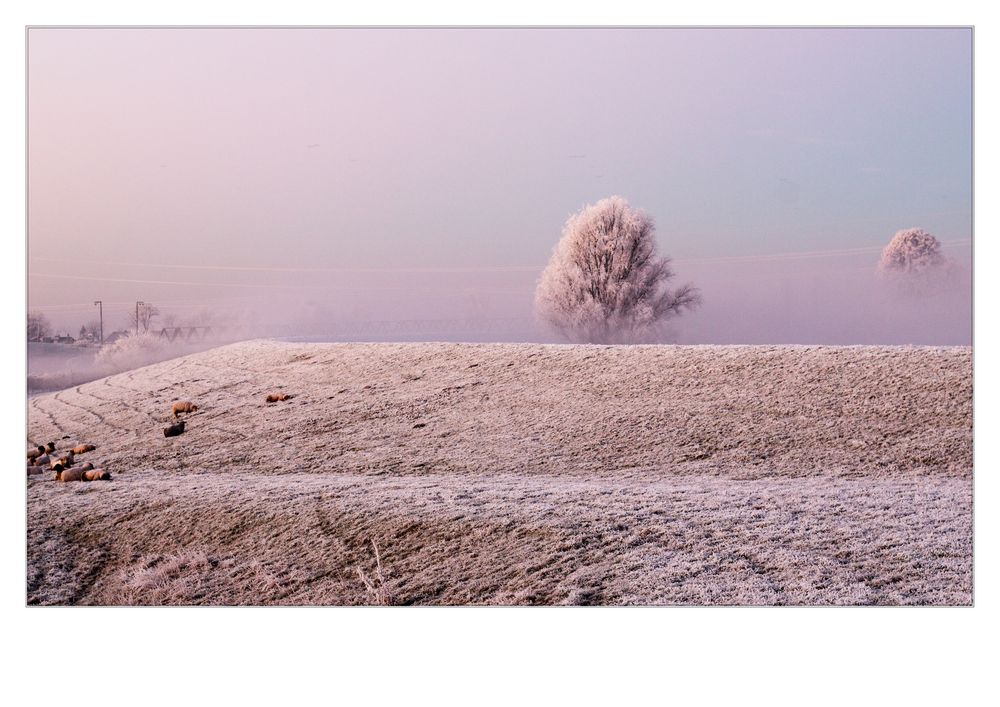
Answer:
[114,358,189,398]
[97,378,177,446]
[39,395,89,437]
[67,386,108,424]
[146,358,192,394]
[100,378,163,427]
[47,390,113,442]
[28,397,67,441]
[72,383,138,434]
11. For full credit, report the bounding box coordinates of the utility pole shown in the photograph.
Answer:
[93,300,103,345]
[136,300,144,336]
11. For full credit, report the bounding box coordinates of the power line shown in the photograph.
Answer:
[28,272,305,290]
[27,256,542,275]
[674,239,972,265]
[25,298,260,311]
[26,272,533,295]
[29,238,971,274]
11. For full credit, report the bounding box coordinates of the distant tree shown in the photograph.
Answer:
[878,227,961,296]
[879,228,946,275]
[126,303,161,333]
[27,310,52,341]
[534,196,701,343]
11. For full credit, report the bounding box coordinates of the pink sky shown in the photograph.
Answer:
[28,28,972,343]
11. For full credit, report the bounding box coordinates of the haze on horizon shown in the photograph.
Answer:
[27,27,972,344]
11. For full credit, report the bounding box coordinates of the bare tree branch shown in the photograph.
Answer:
[126,303,161,333]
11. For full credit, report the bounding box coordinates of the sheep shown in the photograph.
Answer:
[27,445,46,462]
[71,444,97,455]
[265,393,293,403]
[54,464,107,482]
[56,467,85,482]
[171,401,199,418]
[164,421,186,437]
[51,452,74,469]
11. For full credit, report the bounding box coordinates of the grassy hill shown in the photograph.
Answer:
[26,341,972,605]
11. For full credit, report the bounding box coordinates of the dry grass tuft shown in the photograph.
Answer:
[115,552,214,605]
[356,540,392,606]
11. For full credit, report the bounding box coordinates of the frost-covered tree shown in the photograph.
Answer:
[878,227,960,296]
[535,196,700,344]
[878,228,945,275]
[27,310,52,341]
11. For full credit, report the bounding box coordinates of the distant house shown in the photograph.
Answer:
[54,334,76,344]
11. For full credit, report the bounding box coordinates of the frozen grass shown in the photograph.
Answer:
[356,540,392,606]
[26,341,972,605]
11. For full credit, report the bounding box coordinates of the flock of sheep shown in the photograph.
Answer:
[26,441,108,482]
[28,392,295,482]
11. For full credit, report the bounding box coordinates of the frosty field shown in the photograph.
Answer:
[25,341,972,605]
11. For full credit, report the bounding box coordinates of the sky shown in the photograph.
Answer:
[27,27,972,343]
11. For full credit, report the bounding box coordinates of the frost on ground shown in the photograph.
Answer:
[26,341,972,605]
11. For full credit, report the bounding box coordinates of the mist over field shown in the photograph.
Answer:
[678,254,972,345]
[28,247,972,350]
[28,338,228,394]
